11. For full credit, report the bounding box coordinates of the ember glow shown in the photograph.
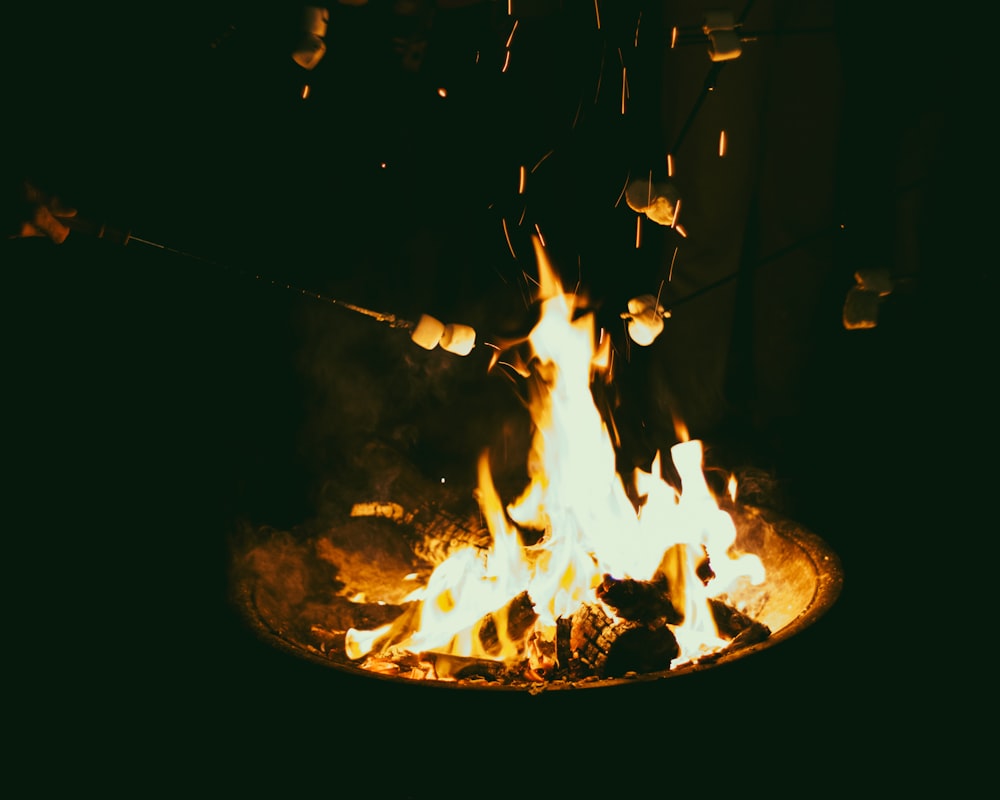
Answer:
[344,238,764,678]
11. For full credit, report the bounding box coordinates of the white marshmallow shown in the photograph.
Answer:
[292,35,326,70]
[708,30,742,61]
[855,268,893,296]
[702,10,737,32]
[625,178,680,227]
[302,6,329,36]
[842,287,881,329]
[439,323,477,356]
[628,312,665,346]
[411,314,445,350]
[622,295,670,346]
[292,6,330,70]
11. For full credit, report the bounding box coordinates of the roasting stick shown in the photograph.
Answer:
[62,214,479,355]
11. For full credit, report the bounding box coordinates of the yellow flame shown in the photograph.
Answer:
[346,238,765,670]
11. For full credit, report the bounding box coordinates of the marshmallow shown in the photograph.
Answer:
[292,7,330,69]
[625,178,680,227]
[855,268,893,296]
[622,295,670,346]
[439,323,477,356]
[842,287,881,329]
[702,10,737,32]
[701,11,741,61]
[303,6,329,36]
[708,30,742,61]
[411,314,445,350]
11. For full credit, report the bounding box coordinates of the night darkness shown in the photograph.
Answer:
[6,1,986,792]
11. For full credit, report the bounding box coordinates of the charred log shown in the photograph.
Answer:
[595,573,683,625]
[695,550,715,584]
[476,591,538,656]
[565,603,679,678]
[422,652,510,682]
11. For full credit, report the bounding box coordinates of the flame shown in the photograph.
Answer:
[345,238,764,674]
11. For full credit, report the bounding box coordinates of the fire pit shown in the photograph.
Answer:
[233,496,841,691]
[230,239,843,691]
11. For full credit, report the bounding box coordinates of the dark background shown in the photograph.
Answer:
[5,1,987,792]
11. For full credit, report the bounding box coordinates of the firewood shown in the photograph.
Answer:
[422,652,509,682]
[566,603,679,678]
[476,591,538,656]
[709,598,771,645]
[595,573,683,625]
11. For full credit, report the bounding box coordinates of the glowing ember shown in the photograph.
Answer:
[343,238,765,681]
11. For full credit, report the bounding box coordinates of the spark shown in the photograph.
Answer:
[301,84,310,100]
[675,223,688,238]
[502,217,516,258]
[667,153,674,176]
[593,44,605,104]
[668,246,679,281]
[531,149,555,173]
[506,19,519,48]
[671,197,682,229]
[719,130,727,157]
[517,206,527,225]
[635,215,642,248]
[594,0,601,29]
[621,66,628,114]
[438,87,448,98]
[671,26,678,48]
[614,173,629,207]
[533,223,546,247]
[502,48,512,73]
[634,11,642,47]
[518,165,526,194]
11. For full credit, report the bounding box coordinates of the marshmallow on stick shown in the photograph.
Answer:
[842,268,894,330]
[410,314,477,355]
[622,294,670,346]
[626,178,680,227]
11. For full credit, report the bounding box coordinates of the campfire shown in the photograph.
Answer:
[232,238,843,691]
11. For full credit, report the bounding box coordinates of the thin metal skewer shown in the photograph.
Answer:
[64,215,416,331]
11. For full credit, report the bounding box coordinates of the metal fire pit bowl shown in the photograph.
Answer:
[231,501,843,692]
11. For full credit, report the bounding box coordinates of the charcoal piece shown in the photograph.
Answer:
[601,624,680,678]
[595,573,682,625]
[695,551,715,584]
[709,597,771,642]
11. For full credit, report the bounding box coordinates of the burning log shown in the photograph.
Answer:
[562,603,680,679]
[595,573,682,625]
[344,441,492,567]
[476,591,538,657]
